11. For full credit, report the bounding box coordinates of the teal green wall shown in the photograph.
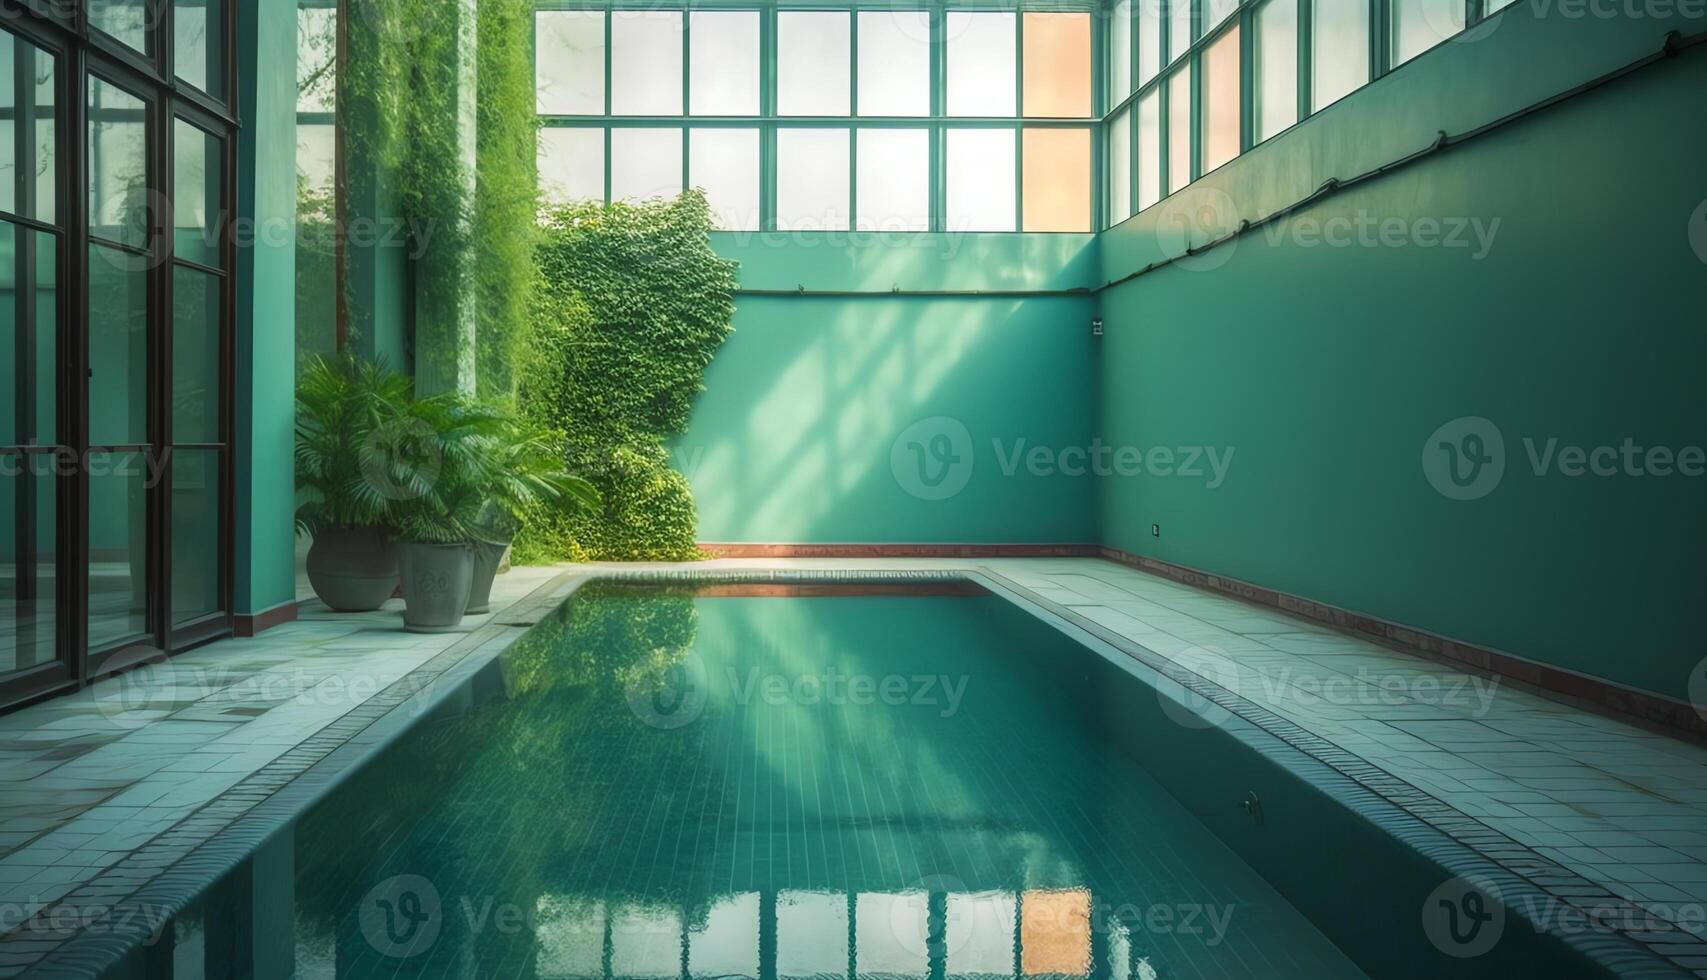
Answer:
[234,0,301,618]
[681,234,1100,544]
[1096,12,1707,700]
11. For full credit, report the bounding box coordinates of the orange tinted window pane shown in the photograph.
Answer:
[1203,25,1241,172]
[1020,889,1092,976]
[1022,13,1091,117]
[1022,128,1091,232]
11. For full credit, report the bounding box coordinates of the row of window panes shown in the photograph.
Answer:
[537,9,1092,118]
[88,0,228,99]
[539,126,1092,232]
[1105,0,1487,227]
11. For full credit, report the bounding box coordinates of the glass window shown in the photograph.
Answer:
[1,458,58,671]
[1110,1,1133,105]
[1202,26,1240,173]
[1,33,57,224]
[856,129,928,232]
[89,0,148,53]
[89,77,149,249]
[172,266,220,443]
[776,128,849,230]
[945,129,1015,232]
[1166,68,1190,193]
[690,11,759,116]
[946,12,1016,116]
[1313,0,1369,111]
[610,128,682,202]
[297,4,336,115]
[175,0,225,96]
[1392,0,1465,65]
[539,127,604,204]
[88,243,147,446]
[1022,128,1090,232]
[1169,0,1193,63]
[1206,0,1239,30]
[857,11,931,116]
[1022,13,1091,118]
[174,120,221,267]
[1108,108,1132,225]
[170,449,221,624]
[689,128,760,230]
[778,12,850,116]
[1139,0,1162,84]
[1254,0,1299,142]
[611,11,682,115]
[87,451,147,648]
[1138,90,1160,209]
[0,224,56,445]
[537,10,606,115]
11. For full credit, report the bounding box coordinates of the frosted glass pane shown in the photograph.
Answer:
[857,11,931,116]
[777,129,849,231]
[690,129,759,230]
[856,129,928,232]
[610,128,682,202]
[1313,0,1369,110]
[688,894,759,979]
[1202,26,1240,173]
[1139,0,1162,83]
[1110,1,1133,104]
[1108,109,1132,224]
[611,12,682,115]
[946,13,1016,116]
[539,128,604,204]
[1022,128,1090,232]
[1167,69,1190,193]
[778,893,848,979]
[945,129,1015,232]
[1255,0,1299,142]
[1392,0,1464,65]
[778,13,851,116]
[1138,90,1161,210]
[537,10,605,114]
[1022,14,1091,117]
[1207,0,1240,30]
[690,12,759,115]
[1169,0,1193,62]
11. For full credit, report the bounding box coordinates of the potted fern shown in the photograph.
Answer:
[295,356,413,611]
[464,420,598,614]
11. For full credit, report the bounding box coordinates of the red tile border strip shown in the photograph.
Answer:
[233,600,300,638]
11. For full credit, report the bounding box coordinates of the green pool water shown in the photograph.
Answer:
[284,583,1369,979]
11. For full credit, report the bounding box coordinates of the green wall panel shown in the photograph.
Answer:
[1096,38,1707,699]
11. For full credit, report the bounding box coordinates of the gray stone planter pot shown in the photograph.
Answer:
[466,538,510,615]
[305,528,399,612]
[397,541,475,633]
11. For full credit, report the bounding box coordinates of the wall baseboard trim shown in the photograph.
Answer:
[699,543,1101,559]
[1098,547,1706,741]
[234,601,300,638]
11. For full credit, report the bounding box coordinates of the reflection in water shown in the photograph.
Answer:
[163,585,1367,979]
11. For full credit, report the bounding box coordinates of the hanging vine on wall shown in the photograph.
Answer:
[513,193,738,563]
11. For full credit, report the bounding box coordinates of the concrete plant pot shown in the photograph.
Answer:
[305,527,399,612]
[397,541,475,633]
[465,538,510,615]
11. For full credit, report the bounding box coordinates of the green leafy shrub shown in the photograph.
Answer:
[514,193,738,562]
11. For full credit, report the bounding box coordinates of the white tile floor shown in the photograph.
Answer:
[1,556,1704,964]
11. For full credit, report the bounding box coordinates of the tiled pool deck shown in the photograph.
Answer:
[1,557,1704,976]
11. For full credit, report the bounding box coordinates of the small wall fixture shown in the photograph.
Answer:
[1091,317,1104,337]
